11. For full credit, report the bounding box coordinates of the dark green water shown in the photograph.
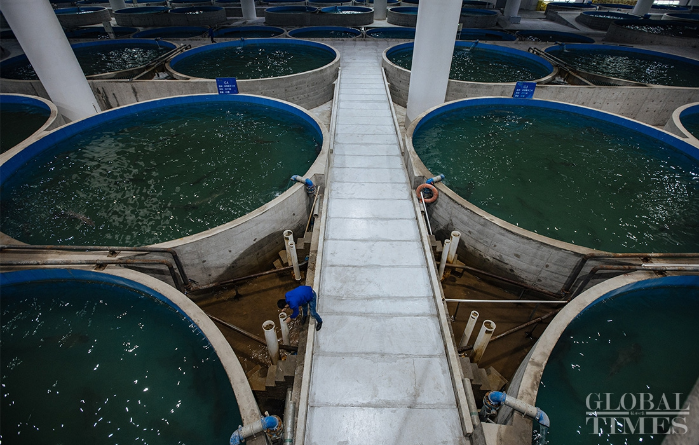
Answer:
[1,43,171,80]
[622,23,699,38]
[0,279,242,445]
[368,29,415,39]
[171,43,335,79]
[681,112,699,139]
[0,103,50,153]
[412,104,699,253]
[534,281,699,444]
[547,48,699,87]
[388,46,551,82]
[0,101,320,246]
[293,30,358,38]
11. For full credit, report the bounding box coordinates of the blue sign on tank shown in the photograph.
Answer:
[512,81,536,98]
[216,78,239,94]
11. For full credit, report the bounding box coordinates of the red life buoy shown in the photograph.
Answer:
[416,183,438,203]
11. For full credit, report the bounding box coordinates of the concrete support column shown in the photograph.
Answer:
[241,0,257,20]
[374,0,388,20]
[503,0,522,20]
[108,0,127,11]
[632,0,654,16]
[405,0,462,124]
[1,0,101,121]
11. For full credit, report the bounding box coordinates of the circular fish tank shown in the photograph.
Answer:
[385,41,554,83]
[407,97,699,254]
[0,39,176,80]
[167,6,227,26]
[0,268,251,444]
[662,13,699,22]
[264,6,319,27]
[289,26,361,38]
[65,26,138,39]
[606,19,699,47]
[132,26,208,39]
[353,0,400,4]
[388,6,419,27]
[54,6,112,27]
[667,102,699,144]
[113,6,171,27]
[575,10,637,30]
[319,5,371,13]
[515,29,595,43]
[214,26,286,38]
[459,8,498,28]
[545,44,699,87]
[167,39,337,80]
[510,274,699,445]
[0,94,57,154]
[459,29,516,41]
[366,27,416,39]
[0,94,324,247]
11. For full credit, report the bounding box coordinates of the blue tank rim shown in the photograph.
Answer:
[412,97,699,164]
[214,25,286,36]
[265,5,319,12]
[169,38,337,73]
[366,26,416,38]
[288,26,361,37]
[679,103,699,122]
[546,1,597,7]
[515,29,595,43]
[215,0,243,3]
[584,275,699,312]
[387,41,555,74]
[650,4,690,10]
[356,0,400,3]
[0,39,177,74]
[460,8,498,15]
[169,5,224,13]
[320,5,372,12]
[54,6,107,13]
[0,94,323,180]
[544,43,699,67]
[459,29,517,41]
[389,6,419,12]
[170,0,213,3]
[0,93,52,115]
[0,268,199,324]
[615,18,699,27]
[132,26,208,38]
[114,6,170,13]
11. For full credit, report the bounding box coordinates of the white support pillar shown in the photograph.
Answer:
[241,0,257,20]
[108,0,127,11]
[405,0,462,124]
[374,0,388,20]
[632,0,654,16]
[1,0,101,122]
[503,0,522,21]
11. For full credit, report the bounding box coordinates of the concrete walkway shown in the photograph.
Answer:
[304,40,466,445]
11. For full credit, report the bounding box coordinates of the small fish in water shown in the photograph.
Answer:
[54,209,95,227]
[42,333,90,349]
[609,342,644,377]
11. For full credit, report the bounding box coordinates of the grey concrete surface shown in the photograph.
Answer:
[306,39,468,444]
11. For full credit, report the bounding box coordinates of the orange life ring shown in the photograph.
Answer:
[416,183,438,203]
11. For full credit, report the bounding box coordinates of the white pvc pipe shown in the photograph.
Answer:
[405,0,463,123]
[447,231,460,264]
[471,320,496,364]
[241,0,257,20]
[283,229,294,268]
[279,312,290,346]
[108,0,127,11]
[632,0,654,15]
[283,229,300,280]
[1,0,102,122]
[263,320,279,365]
[503,0,522,20]
[439,239,451,279]
[101,21,116,39]
[459,310,479,348]
[374,0,388,20]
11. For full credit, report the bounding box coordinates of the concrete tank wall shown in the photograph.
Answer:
[55,7,112,28]
[605,21,699,47]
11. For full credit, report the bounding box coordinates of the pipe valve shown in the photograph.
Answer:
[291,175,316,195]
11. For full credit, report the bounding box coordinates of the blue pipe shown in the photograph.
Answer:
[426,174,445,185]
[480,391,550,428]
[229,415,281,445]
[291,175,316,194]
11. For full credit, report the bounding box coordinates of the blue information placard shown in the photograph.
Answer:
[216,78,239,95]
[512,81,536,99]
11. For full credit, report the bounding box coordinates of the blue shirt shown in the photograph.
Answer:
[285,286,315,319]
